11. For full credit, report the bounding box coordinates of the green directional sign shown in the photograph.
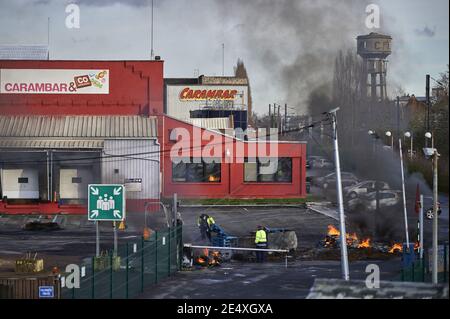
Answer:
[88,184,126,221]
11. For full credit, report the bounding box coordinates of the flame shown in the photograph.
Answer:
[357,238,371,249]
[346,233,358,245]
[327,225,340,236]
[388,243,403,253]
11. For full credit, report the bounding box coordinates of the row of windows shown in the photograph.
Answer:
[172,158,293,183]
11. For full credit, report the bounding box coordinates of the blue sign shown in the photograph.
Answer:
[39,286,54,298]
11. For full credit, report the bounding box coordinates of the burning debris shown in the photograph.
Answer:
[319,225,419,256]
[194,248,222,267]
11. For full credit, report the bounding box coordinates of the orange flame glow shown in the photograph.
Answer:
[388,243,403,254]
[327,225,340,236]
[357,238,371,249]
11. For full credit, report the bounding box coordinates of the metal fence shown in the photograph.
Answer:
[61,225,182,299]
[400,244,449,284]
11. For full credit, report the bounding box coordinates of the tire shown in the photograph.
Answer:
[426,209,434,220]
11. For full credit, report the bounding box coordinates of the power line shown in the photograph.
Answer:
[0,117,329,165]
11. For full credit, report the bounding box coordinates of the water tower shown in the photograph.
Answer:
[357,32,392,101]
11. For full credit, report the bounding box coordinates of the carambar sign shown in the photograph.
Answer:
[0,69,109,94]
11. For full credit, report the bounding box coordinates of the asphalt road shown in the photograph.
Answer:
[139,258,402,299]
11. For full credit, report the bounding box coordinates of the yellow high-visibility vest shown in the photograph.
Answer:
[255,229,267,244]
[207,216,215,226]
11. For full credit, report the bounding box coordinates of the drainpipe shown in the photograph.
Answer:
[46,150,50,201]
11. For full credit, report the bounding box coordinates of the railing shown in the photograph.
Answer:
[60,225,182,299]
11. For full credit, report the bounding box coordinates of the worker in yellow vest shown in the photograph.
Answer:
[255,225,268,263]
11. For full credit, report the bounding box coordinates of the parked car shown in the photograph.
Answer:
[315,172,359,188]
[347,190,402,212]
[324,178,359,190]
[425,203,442,220]
[311,158,334,169]
[344,180,390,199]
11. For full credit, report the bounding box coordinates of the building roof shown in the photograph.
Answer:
[0,115,157,138]
[0,138,104,149]
[0,45,49,60]
[356,32,392,40]
[186,117,232,130]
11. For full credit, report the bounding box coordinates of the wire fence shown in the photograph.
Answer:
[60,225,182,299]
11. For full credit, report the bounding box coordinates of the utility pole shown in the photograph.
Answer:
[419,194,424,260]
[284,103,288,134]
[277,105,281,134]
[222,43,225,76]
[328,108,350,280]
[396,96,400,145]
[399,139,410,250]
[426,74,430,146]
[432,150,440,284]
[150,0,154,60]
[268,104,271,130]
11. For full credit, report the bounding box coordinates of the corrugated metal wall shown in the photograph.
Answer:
[102,139,159,200]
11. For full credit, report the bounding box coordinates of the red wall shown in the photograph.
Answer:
[159,115,307,199]
[0,60,164,115]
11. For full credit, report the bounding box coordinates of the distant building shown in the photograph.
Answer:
[164,75,250,131]
[0,45,49,60]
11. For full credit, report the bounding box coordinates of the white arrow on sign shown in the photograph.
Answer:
[90,210,99,218]
[113,210,122,218]
[90,187,99,196]
[113,187,122,196]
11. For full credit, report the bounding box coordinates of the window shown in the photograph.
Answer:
[72,177,82,184]
[114,169,119,174]
[18,177,28,184]
[244,158,292,183]
[172,158,221,183]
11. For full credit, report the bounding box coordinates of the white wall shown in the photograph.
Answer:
[102,139,160,200]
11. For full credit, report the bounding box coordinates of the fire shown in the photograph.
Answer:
[388,243,403,253]
[357,238,371,249]
[346,233,358,245]
[196,249,221,267]
[327,225,340,236]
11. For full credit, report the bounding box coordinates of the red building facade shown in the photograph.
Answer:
[0,59,306,215]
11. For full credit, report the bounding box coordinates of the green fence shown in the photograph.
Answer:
[400,244,449,284]
[61,225,182,299]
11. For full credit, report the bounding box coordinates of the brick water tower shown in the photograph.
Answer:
[357,32,392,101]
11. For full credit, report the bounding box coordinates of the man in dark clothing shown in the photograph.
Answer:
[197,214,209,241]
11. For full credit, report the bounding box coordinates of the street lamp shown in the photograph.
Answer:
[385,131,393,150]
[404,132,413,159]
[425,132,434,149]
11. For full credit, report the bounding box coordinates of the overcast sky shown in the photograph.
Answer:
[0,0,448,115]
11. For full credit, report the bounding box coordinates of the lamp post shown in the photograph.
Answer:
[385,131,393,151]
[425,132,434,149]
[423,146,440,284]
[404,132,413,159]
